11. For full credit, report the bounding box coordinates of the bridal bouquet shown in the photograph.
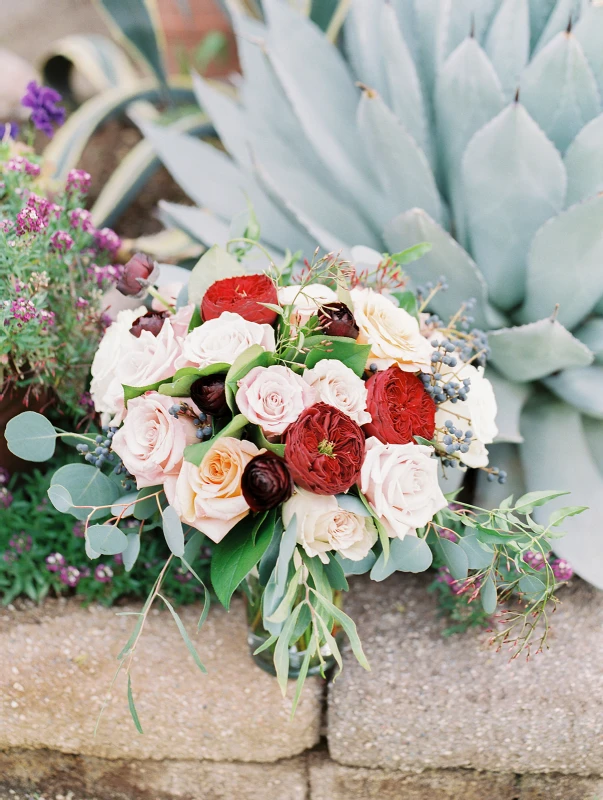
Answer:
[5,242,583,729]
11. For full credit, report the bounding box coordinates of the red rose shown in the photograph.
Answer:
[284,402,365,495]
[363,365,436,445]
[201,274,279,325]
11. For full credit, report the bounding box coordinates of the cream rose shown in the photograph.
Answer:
[90,306,183,424]
[278,283,337,325]
[111,392,198,498]
[236,365,317,435]
[351,287,433,372]
[435,363,498,468]
[360,437,447,540]
[303,359,371,426]
[173,437,260,542]
[283,488,377,563]
[175,311,275,370]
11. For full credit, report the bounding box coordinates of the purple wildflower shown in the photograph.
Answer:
[65,169,91,196]
[174,566,194,584]
[72,521,86,539]
[551,558,573,582]
[523,551,548,571]
[0,487,13,509]
[49,230,74,253]
[0,121,19,139]
[6,156,40,177]
[59,565,81,587]
[0,467,9,485]
[8,532,32,554]
[38,309,55,332]
[21,81,65,138]
[10,297,37,326]
[16,206,46,236]
[94,227,121,255]
[27,193,50,222]
[0,219,14,233]
[438,528,458,542]
[94,564,114,584]
[87,262,123,288]
[46,552,66,572]
[78,392,94,413]
[69,207,94,233]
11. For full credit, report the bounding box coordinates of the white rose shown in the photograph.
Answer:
[283,488,377,563]
[303,359,371,426]
[236,364,317,435]
[435,363,498,468]
[175,311,275,370]
[278,283,337,325]
[351,287,433,372]
[360,437,447,540]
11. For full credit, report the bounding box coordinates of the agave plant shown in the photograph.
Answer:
[140,0,603,588]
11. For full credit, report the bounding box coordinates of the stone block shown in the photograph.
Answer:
[519,773,603,800]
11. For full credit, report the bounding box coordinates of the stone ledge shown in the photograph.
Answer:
[0,598,322,763]
[328,574,603,776]
[0,749,308,800]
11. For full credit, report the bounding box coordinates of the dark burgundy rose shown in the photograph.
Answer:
[284,402,365,495]
[201,274,279,325]
[317,301,359,339]
[363,365,436,445]
[242,453,294,512]
[129,310,168,338]
[190,374,228,416]
[116,253,158,297]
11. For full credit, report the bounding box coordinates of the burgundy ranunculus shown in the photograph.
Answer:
[129,310,168,338]
[201,274,279,325]
[284,402,365,495]
[363,365,436,445]
[190,375,228,416]
[242,452,294,512]
[317,301,359,339]
[116,253,158,298]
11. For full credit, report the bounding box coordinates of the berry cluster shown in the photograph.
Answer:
[169,402,213,440]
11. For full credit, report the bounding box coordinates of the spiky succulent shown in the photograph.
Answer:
[142,0,603,589]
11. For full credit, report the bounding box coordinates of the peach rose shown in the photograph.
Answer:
[174,437,261,542]
[111,392,199,499]
[236,365,317,435]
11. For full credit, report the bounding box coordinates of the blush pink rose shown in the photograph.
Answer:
[111,392,199,499]
[236,365,317,435]
[174,437,261,542]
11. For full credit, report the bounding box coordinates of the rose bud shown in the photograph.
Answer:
[116,253,159,298]
[318,302,359,339]
[202,274,279,325]
[129,310,168,338]
[241,452,294,512]
[190,374,228,416]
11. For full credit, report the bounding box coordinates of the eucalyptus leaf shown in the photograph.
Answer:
[370,535,433,581]
[336,551,377,576]
[274,603,303,694]
[122,533,141,572]
[5,412,57,462]
[480,575,497,614]
[437,537,469,580]
[127,673,143,735]
[158,593,207,673]
[162,505,185,557]
[47,485,73,514]
[111,492,139,519]
[87,524,128,556]
[458,533,495,570]
[50,464,120,521]
[133,486,162,520]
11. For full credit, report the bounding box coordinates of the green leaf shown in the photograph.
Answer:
[187,245,247,307]
[548,506,588,527]
[274,604,303,695]
[390,291,419,319]
[437,538,469,581]
[458,533,494,570]
[211,509,276,609]
[262,516,298,635]
[390,242,432,266]
[356,490,390,563]
[480,576,498,614]
[162,505,185,557]
[111,492,139,518]
[184,414,249,467]
[47,485,73,514]
[336,551,376,576]
[258,518,284,586]
[311,590,370,671]
[87,524,128,556]
[122,533,141,572]
[518,573,547,601]
[158,363,229,398]
[514,490,570,514]
[225,346,276,411]
[5,412,57,461]
[290,639,316,717]
[133,486,161,520]
[158,593,207,673]
[127,673,143,735]
[265,566,303,624]
[370,535,433,581]
[183,530,203,565]
[50,464,120,521]
[123,380,163,405]
[251,426,286,457]
[323,554,349,591]
[303,335,371,378]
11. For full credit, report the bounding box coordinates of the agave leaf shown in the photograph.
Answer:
[437,0,501,63]
[383,208,490,329]
[344,0,389,98]
[520,32,601,154]
[574,3,603,97]
[358,90,443,227]
[461,102,566,310]
[488,318,593,382]
[413,0,445,98]
[435,38,505,245]
[391,0,419,59]
[529,0,557,51]
[521,194,603,330]
[487,369,531,444]
[484,0,530,101]
[473,443,527,510]
[381,3,432,166]
[564,112,603,206]
[534,0,586,54]
[574,318,603,364]
[582,415,603,474]
[520,395,603,590]
[544,366,603,419]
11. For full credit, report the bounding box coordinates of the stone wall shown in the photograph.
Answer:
[1,575,602,800]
